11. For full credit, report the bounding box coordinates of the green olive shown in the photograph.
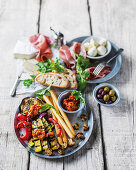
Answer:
[104,86,110,92]
[103,94,110,102]
[111,96,117,102]
[109,90,115,96]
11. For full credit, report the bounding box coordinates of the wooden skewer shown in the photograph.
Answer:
[52,97,68,148]
[43,95,75,139]
[50,90,76,137]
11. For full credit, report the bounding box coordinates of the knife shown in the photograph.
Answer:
[10,71,23,97]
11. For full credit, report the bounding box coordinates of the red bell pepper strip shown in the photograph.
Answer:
[16,113,27,121]
[16,113,32,122]
[47,118,61,137]
[17,121,32,140]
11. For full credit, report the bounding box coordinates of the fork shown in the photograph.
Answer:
[93,48,124,76]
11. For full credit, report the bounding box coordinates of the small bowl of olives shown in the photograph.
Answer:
[93,83,120,106]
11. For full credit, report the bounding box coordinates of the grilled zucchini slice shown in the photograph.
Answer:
[41,140,49,150]
[34,140,42,152]
[28,138,34,147]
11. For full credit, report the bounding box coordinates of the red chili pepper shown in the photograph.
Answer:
[47,118,62,137]
[17,121,32,140]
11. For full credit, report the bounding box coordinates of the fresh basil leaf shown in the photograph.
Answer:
[35,86,51,97]
[39,103,62,118]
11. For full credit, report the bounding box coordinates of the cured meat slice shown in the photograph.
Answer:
[40,47,52,61]
[86,66,111,80]
[29,34,52,62]
[59,42,82,70]
[29,33,40,43]
[33,34,48,52]
[70,42,81,59]
[59,45,75,68]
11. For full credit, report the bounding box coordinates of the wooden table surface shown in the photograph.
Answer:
[0,0,136,170]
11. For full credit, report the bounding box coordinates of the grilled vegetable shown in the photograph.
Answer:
[41,140,49,150]
[41,117,49,129]
[58,148,64,155]
[68,139,75,147]
[28,138,34,147]
[76,131,85,139]
[80,114,87,122]
[50,137,60,150]
[20,97,44,114]
[83,123,89,131]
[72,122,79,130]
[45,148,53,156]
[34,140,42,152]
[36,118,44,129]
[47,118,61,137]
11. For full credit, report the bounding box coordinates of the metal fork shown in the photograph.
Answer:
[93,48,124,76]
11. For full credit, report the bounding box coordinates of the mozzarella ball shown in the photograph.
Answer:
[90,38,98,47]
[83,42,90,51]
[98,39,107,46]
[97,46,107,56]
[88,46,97,57]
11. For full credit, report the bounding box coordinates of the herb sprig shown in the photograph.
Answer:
[75,54,92,92]
[39,103,62,118]
[35,86,51,98]
[23,74,36,87]
[37,58,64,73]
[71,90,86,109]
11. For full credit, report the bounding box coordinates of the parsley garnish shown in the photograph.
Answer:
[71,90,86,109]
[37,58,64,73]
[23,74,36,87]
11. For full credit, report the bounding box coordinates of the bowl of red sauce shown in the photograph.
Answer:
[58,90,84,114]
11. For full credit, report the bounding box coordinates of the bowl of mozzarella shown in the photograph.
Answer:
[82,36,111,59]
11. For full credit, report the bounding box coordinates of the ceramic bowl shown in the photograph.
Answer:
[93,83,120,106]
[58,90,84,114]
[82,36,112,59]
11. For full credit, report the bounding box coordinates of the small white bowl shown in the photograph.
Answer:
[82,36,111,59]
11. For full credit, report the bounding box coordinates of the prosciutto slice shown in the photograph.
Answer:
[59,45,75,68]
[29,34,52,62]
[59,42,82,70]
[85,66,111,80]
[69,42,81,60]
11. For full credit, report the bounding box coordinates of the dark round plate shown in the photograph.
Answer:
[14,93,93,158]
[67,36,122,83]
